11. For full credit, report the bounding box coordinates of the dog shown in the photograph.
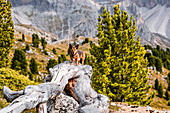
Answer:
[69,44,85,66]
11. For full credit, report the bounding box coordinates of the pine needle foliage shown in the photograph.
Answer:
[32,34,39,48]
[11,49,28,73]
[158,83,163,98]
[29,58,38,74]
[155,78,159,90]
[41,37,47,50]
[90,5,155,105]
[46,59,58,72]
[0,0,14,67]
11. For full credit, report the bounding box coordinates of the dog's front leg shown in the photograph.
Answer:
[71,57,74,65]
[75,58,78,66]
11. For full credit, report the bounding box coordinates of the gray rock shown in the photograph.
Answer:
[47,93,79,113]
[10,0,99,39]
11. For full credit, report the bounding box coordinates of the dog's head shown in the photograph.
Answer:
[69,44,79,55]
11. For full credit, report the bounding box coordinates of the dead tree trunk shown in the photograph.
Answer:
[0,61,110,113]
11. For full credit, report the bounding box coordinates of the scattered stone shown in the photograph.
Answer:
[21,43,25,46]
[110,102,116,106]
[15,41,18,44]
[48,93,79,113]
[148,66,153,70]
[29,44,33,46]
[26,49,33,54]
[13,46,18,49]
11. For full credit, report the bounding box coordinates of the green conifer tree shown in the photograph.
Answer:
[155,78,159,90]
[158,83,163,98]
[0,0,14,67]
[58,54,67,64]
[46,59,58,72]
[22,34,25,42]
[32,34,39,47]
[25,43,30,51]
[168,72,170,91]
[155,58,162,73]
[43,49,48,55]
[53,48,57,55]
[11,49,28,73]
[148,55,156,67]
[168,81,170,91]
[41,37,47,50]
[90,5,154,105]
[29,58,38,74]
[165,89,170,100]
[168,101,170,106]
[152,49,159,57]
[29,73,33,81]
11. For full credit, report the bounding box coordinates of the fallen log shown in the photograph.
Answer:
[0,61,110,113]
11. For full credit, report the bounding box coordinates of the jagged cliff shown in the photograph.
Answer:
[10,0,99,39]
[9,0,170,48]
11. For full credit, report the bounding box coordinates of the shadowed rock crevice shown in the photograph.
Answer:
[64,77,80,104]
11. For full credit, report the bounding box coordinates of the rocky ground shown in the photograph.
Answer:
[109,102,169,113]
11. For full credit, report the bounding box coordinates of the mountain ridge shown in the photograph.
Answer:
[10,0,170,48]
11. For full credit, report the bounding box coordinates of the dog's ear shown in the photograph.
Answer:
[76,44,79,49]
[69,44,72,48]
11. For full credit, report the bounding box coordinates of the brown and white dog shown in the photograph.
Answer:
[69,44,85,66]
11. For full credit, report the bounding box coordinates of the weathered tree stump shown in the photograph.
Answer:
[0,61,110,113]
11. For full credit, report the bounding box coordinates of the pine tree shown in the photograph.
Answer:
[155,58,162,73]
[156,45,160,53]
[46,59,58,72]
[22,34,25,42]
[90,5,154,105]
[41,37,47,50]
[168,101,170,106]
[11,49,28,73]
[29,58,38,74]
[158,83,163,98]
[168,72,170,91]
[0,0,14,67]
[152,49,159,57]
[155,78,159,90]
[165,89,170,100]
[25,43,30,51]
[43,49,48,55]
[148,55,156,67]
[58,54,67,64]
[52,48,57,55]
[32,34,39,47]
[29,73,33,81]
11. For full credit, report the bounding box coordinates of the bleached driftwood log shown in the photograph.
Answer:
[0,61,110,113]
[1,83,62,113]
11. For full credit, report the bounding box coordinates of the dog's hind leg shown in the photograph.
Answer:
[81,58,85,65]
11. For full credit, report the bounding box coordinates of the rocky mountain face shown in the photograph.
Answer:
[128,0,170,48]
[10,0,99,39]
[9,0,170,48]
[131,0,170,9]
